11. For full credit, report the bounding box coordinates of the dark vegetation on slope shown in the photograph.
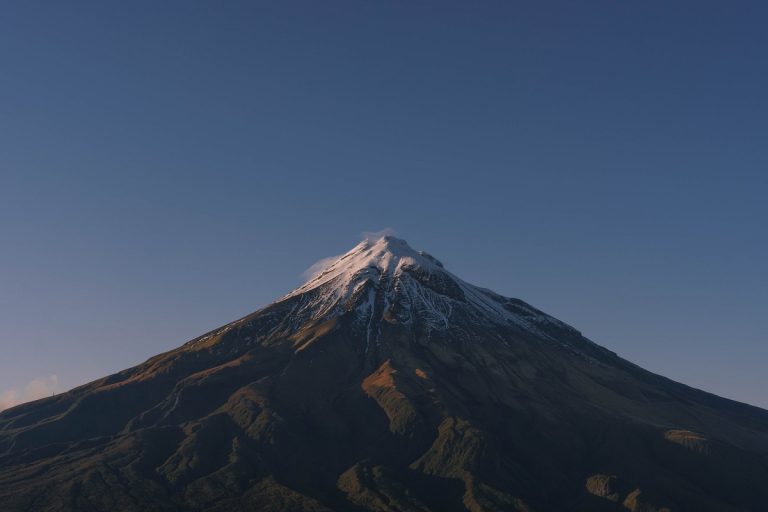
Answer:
[2,239,767,512]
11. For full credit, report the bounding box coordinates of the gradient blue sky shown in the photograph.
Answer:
[1,1,766,409]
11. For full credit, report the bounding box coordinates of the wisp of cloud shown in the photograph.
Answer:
[0,375,59,412]
[300,228,399,281]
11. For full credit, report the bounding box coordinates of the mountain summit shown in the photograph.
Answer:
[283,236,578,350]
[1,237,767,512]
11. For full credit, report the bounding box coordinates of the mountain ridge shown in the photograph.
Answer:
[1,236,767,512]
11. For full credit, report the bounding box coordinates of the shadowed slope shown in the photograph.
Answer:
[1,237,767,512]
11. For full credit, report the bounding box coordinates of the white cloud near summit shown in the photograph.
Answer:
[301,228,399,281]
[361,227,398,242]
[301,254,343,281]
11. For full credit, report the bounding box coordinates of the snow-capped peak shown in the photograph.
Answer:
[288,236,442,298]
[279,236,579,344]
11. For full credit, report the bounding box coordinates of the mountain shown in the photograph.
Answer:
[1,236,767,512]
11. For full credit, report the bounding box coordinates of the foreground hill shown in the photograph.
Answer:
[1,236,767,511]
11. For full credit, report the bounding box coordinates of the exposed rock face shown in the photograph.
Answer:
[585,474,624,503]
[1,236,767,511]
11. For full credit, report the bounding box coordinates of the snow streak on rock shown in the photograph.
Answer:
[279,236,579,343]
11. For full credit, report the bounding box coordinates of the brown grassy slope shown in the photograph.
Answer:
[1,298,767,512]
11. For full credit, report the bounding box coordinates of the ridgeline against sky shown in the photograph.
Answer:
[2,235,767,511]
[0,1,766,411]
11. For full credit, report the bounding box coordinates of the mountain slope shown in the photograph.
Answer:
[1,236,767,512]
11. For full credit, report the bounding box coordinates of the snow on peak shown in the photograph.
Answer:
[288,236,442,298]
[279,236,579,345]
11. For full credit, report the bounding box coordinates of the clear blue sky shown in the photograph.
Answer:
[1,1,766,409]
